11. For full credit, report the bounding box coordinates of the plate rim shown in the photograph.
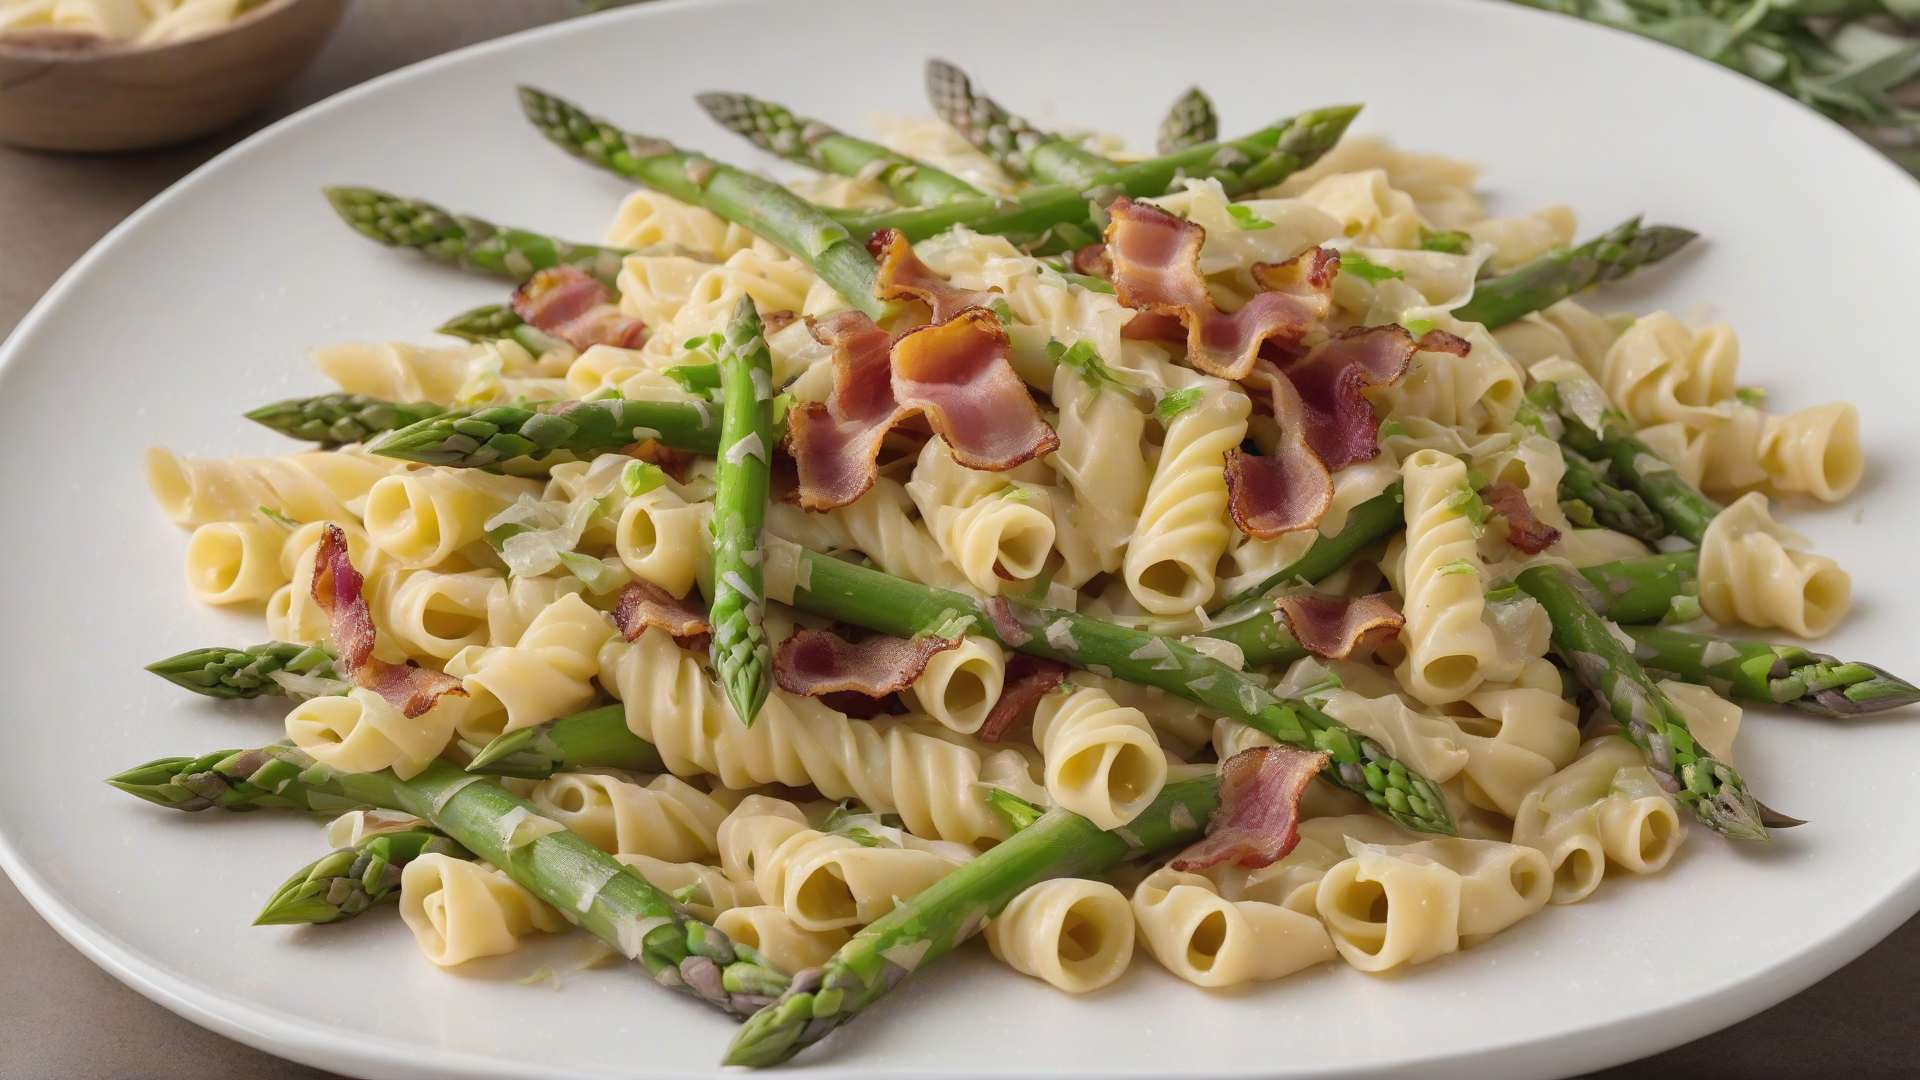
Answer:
[3,0,1918,1076]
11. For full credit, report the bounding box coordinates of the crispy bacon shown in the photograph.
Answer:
[762,309,801,335]
[1277,324,1424,471]
[511,265,646,351]
[1226,359,1334,538]
[613,579,711,648]
[984,596,1033,647]
[979,654,1071,742]
[1170,745,1330,871]
[311,525,466,718]
[1272,591,1405,661]
[772,627,960,699]
[784,311,902,510]
[1070,242,1111,280]
[1480,480,1562,554]
[891,308,1058,471]
[1103,198,1334,380]
[870,229,996,323]
[1416,327,1472,357]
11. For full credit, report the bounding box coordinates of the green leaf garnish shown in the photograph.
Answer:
[1226,203,1273,231]
[1735,386,1766,407]
[1045,337,1135,397]
[255,506,298,530]
[984,788,1045,833]
[1437,557,1478,576]
[1401,317,1437,338]
[989,297,1014,328]
[1338,250,1405,285]
[1484,584,1522,604]
[1419,229,1471,254]
[1376,418,1405,440]
[621,459,666,498]
[1156,386,1204,422]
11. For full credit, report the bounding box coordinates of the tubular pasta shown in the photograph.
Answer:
[985,878,1134,994]
[399,854,566,967]
[1131,867,1335,987]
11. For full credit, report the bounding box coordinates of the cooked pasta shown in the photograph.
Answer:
[1032,686,1166,830]
[1698,492,1850,637]
[1123,371,1247,614]
[398,854,566,967]
[907,439,1057,593]
[1131,867,1336,987]
[146,446,397,527]
[985,878,1135,994]
[907,635,1007,736]
[529,770,732,863]
[284,687,459,781]
[184,520,289,604]
[1392,449,1501,704]
[1511,737,1684,903]
[449,593,617,743]
[362,467,542,569]
[713,906,851,974]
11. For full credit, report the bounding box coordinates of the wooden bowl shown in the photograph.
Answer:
[0,0,347,152]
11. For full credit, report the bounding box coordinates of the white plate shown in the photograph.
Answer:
[3,0,1917,1076]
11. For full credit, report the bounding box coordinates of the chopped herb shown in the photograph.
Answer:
[1226,203,1273,231]
[1419,229,1472,254]
[1735,386,1767,407]
[989,297,1014,328]
[255,505,298,530]
[1000,486,1035,503]
[984,788,1045,833]
[680,332,725,354]
[1376,418,1406,440]
[1485,584,1522,604]
[1401,317,1437,338]
[621,459,665,498]
[1156,386,1204,422]
[1337,250,1405,285]
[1437,557,1478,576]
[1045,337,1135,397]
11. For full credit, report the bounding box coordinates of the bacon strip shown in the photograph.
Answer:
[783,311,901,510]
[511,265,646,350]
[1070,242,1111,280]
[311,525,466,719]
[772,627,960,699]
[1272,591,1405,661]
[892,309,1059,471]
[613,579,711,648]
[1276,324,1427,471]
[1103,198,1334,380]
[870,229,995,323]
[984,596,1033,647]
[1170,745,1330,871]
[979,654,1071,742]
[1479,480,1562,555]
[1227,359,1334,538]
[617,436,694,483]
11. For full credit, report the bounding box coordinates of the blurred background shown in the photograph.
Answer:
[0,1,1916,1077]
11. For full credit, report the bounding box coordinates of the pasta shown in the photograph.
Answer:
[183,520,289,604]
[906,439,1057,593]
[985,878,1135,994]
[1698,493,1851,637]
[398,854,566,967]
[719,807,969,931]
[1511,737,1684,903]
[613,854,758,922]
[768,477,971,592]
[529,770,732,863]
[284,687,460,781]
[145,446,397,527]
[1131,867,1336,987]
[1047,365,1151,573]
[1391,449,1501,704]
[1123,371,1247,614]
[449,593,618,743]
[907,635,1007,736]
[362,467,542,569]
[1032,686,1167,830]
[367,567,499,661]
[311,339,567,406]
[713,906,850,975]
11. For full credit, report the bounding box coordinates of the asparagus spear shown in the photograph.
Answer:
[835,103,1361,247]
[1157,86,1218,154]
[1514,565,1776,840]
[518,86,886,319]
[774,539,1453,835]
[1624,625,1920,718]
[466,704,663,779]
[724,776,1220,1066]
[368,396,726,466]
[323,187,629,289]
[697,92,984,206]
[246,395,450,449]
[1451,217,1698,329]
[256,823,468,925]
[1548,384,1724,544]
[710,297,775,726]
[924,59,1116,186]
[434,302,564,356]
[109,748,791,1014]
[146,642,346,700]
[1556,442,1669,542]
[1576,550,1701,625]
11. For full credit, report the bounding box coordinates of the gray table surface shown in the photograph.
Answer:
[2,2,1917,1077]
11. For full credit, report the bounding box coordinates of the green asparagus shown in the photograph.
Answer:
[146,642,345,700]
[518,86,885,319]
[834,104,1362,248]
[710,296,775,726]
[1624,624,1920,718]
[1515,565,1773,840]
[466,704,664,779]
[1576,550,1701,625]
[773,538,1453,835]
[246,395,450,448]
[1157,86,1218,154]
[1556,442,1669,542]
[724,777,1220,1066]
[434,302,565,356]
[324,187,629,289]
[1451,217,1698,329]
[924,59,1116,186]
[368,396,725,467]
[1549,384,1724,544]
[697,91,984,206]
[109,747,791,1015]
[256,822,468,925]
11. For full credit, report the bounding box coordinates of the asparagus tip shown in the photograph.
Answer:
[465,725,542,774]
[1757,802,1807,829]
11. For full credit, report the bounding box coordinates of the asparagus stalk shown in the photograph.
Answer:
[466,704,663,779]
[518,86,886,319]
[246,395,450,449]
[1514,565,1775,840]
[109,748,791,1014]
[323,187,629,289]
[724,777,1220,1066]
[146,642,345,700]
[1548,386,1724,545]
[434,302,565,356]
[1556,442,1669,542]
[1451,217,1698,329]
[775,539,1453,835]
[924,59,1116,186]
[1624,625,1920,718]
[368,396,726,467]
[710,297,775,726]
[835,104,1361,246]
[256,824,468,925]
[1157,86,1218,154]
[697,92,984,206]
